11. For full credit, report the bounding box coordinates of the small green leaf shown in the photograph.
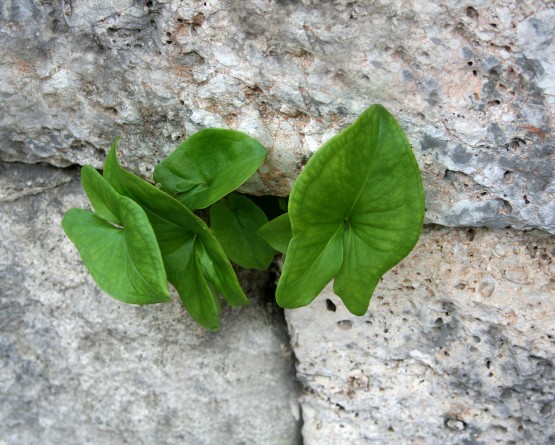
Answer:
[104,141,248,330]
[210,194,276,270]
[165,236,222,331]
[62,167,170,305]
[276,104,425,315]
[153,129,267,210]
[258,212,292,254]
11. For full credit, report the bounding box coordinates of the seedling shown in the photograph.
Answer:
[62,105,425,329]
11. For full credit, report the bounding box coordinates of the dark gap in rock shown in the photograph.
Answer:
[245,261,305,443]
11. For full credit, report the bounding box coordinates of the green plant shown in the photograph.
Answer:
[63,104,424,329]
[271,104,425,315]
[63,131,270,330]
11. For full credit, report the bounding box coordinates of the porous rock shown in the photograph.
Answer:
[0,0,554,232]
[286,227,555,444]
[0,163,301,445]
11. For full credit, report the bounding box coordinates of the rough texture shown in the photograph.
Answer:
[1,1,555,444]
[0,163,301,445]
[1,0,554,232]
[286,227,555,444]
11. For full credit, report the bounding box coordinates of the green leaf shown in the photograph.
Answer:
[276,104,425,315]
[210,194,276,270]
[62,166,170,305]
[258,212,292,254]
[153,129,267,210]
[104,141,248,330]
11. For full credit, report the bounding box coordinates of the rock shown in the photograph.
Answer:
[0,163,301,445]
[0,1,553,232]
[1,1,554,443]
[286,227,555,444]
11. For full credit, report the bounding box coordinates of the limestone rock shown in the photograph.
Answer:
[0,163,301,445]
[286,227,555,444]
[0,1,553,232]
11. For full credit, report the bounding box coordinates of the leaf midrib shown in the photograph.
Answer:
[344,114,383,219]
[122,226,165,299]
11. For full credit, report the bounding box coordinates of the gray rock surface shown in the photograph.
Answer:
[1,0,554,232]
[0,162,301,445]
[286,227,555,444]
[1,1,554,444]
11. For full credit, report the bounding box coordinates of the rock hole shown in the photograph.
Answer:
[337,320,353,330]
[501,388,515,399]
[466,228,476,241]
[523,195,530,204]
[501,199,512,214]
[445,417,467,431]
[466,6,479,19]
[472,69,478,76]
[489,68,500,78]
[326,299,336,312]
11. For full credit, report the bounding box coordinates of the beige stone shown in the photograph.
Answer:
[286,227,555,444]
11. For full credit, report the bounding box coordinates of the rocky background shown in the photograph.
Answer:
[1,1,553,444]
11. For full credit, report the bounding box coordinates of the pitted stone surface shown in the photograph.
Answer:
[286,227,555,444]
[0,163,301,445]
[0,1,554,232]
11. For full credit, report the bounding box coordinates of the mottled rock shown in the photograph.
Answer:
[286,227,555,444]
[2,1,555,443]
[1,1,554,232]
[0,163,301,445]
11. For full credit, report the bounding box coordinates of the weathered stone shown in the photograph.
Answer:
[1,1,554,443]
[286,227,555,444]
[0,163,301,445]
[1,1,553,232]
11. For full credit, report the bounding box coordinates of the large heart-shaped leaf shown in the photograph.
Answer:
[62,166,170,305]
[104,141,248,330]
[210,193,276,270]
[153,129,267,210]
[276,104,425,315]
